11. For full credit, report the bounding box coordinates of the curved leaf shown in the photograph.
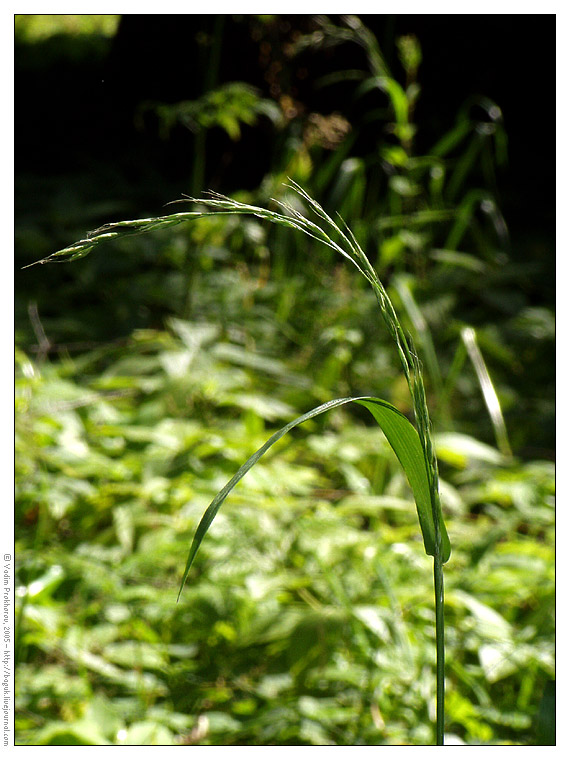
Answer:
[355,399,450,562]
[178,396,450,599]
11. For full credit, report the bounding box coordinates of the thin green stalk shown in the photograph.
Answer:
[434,552,445,745]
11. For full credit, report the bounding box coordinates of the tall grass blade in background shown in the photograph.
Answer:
[31,183,451,745]
[461,326,512,458]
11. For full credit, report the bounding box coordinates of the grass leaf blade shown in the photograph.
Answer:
[356,399,450,562]
[178,395,450,599]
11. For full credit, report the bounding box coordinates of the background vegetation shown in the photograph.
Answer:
[15,14,554,745]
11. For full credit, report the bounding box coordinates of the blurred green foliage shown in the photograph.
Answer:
[15,15,554,746]
[15,15,120,41]
[15,311,554,745]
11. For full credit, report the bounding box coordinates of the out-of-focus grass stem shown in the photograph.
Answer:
[461,326,512,458]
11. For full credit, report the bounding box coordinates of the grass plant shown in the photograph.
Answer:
[16,16,554,745]
[31,181,452,744]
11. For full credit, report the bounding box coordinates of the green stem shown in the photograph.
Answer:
[428,443,445,745]
[434,552,445,745]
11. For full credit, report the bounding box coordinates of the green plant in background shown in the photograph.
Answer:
[293,17,530,459]
[178,16,517,449]
[137,78,282,319]
[31,181,452,744]
[283,15,510,327]
[139,83,282,196]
